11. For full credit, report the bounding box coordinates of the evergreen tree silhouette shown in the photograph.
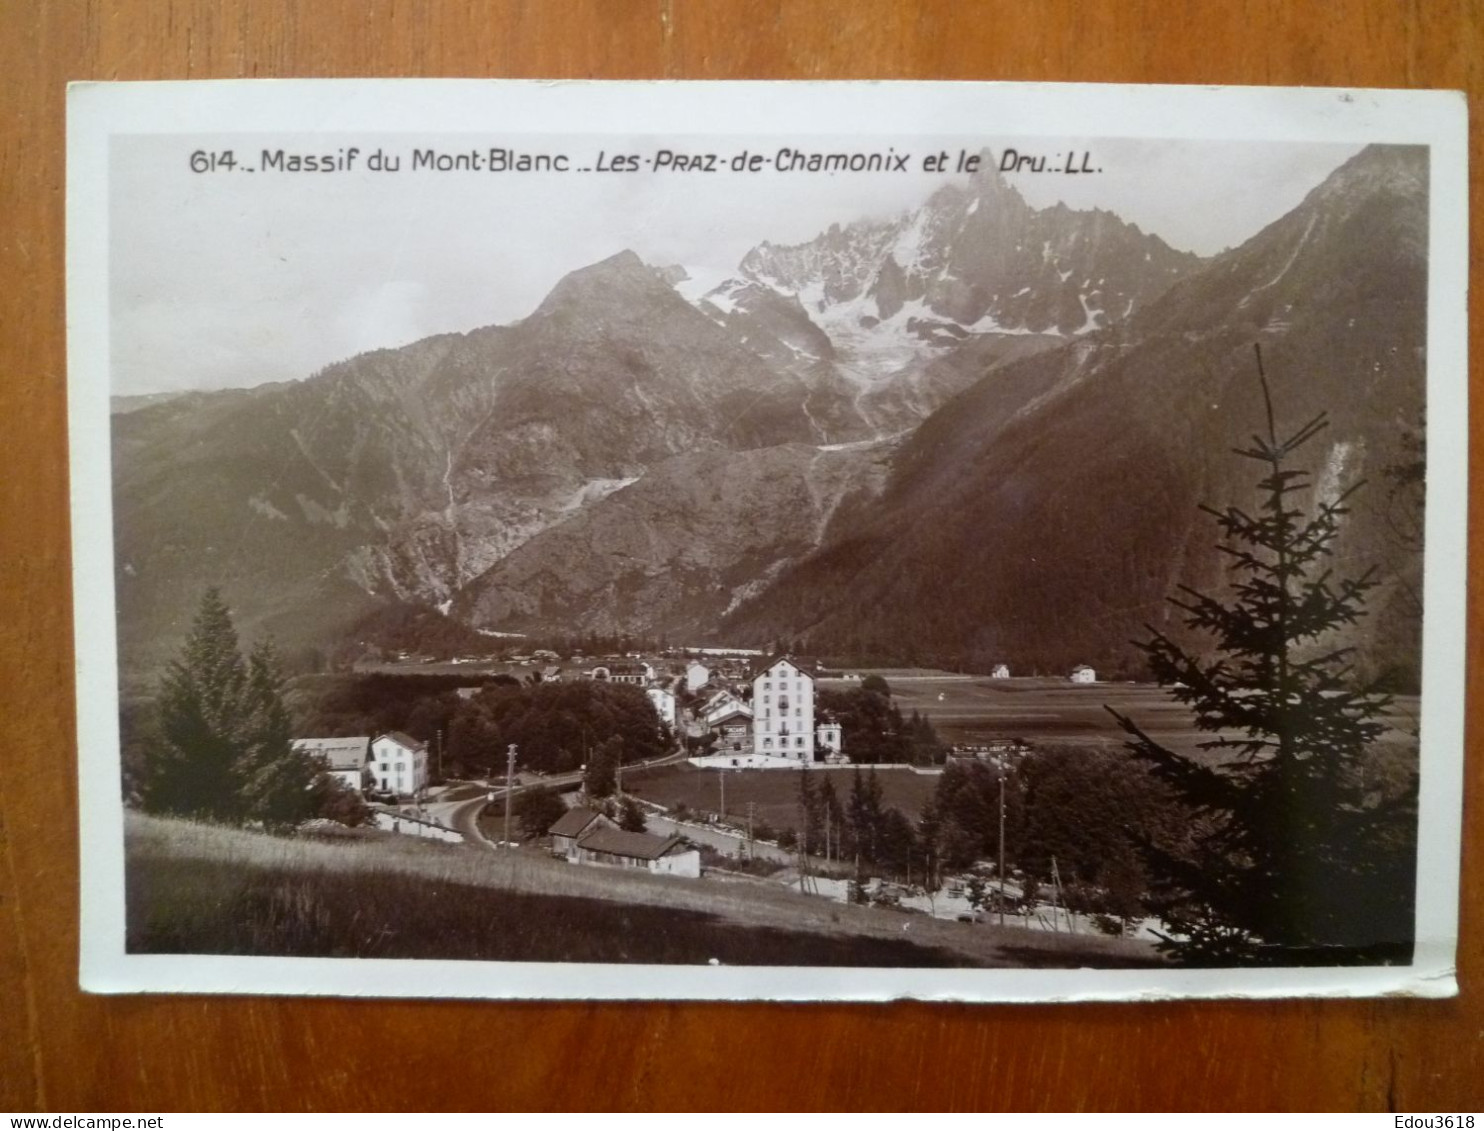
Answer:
[1108,346,1415,964]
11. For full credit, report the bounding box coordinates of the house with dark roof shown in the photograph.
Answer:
[548,807,614,857]
[547,808,701,877]
[370,731,428,797]
[292,736,370,792]
[569,826,701,878]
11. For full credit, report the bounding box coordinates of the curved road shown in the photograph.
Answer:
[439,749,691,850]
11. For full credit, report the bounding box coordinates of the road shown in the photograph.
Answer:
[437,748,692,850]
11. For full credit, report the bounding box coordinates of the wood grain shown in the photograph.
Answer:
[1,0,1479,1112]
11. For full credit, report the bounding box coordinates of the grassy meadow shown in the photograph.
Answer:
[125,812,1160,968]
[834,674,1422,757]
[625,762,939,829]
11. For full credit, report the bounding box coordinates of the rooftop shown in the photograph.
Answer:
[292,736,369,770]
[577,826,685,861]
[748,654,818,682]
[548,808,607,838]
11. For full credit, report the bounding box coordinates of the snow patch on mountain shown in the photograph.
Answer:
[563,476,643,512]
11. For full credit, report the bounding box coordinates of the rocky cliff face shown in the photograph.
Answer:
[453,439,897,639]
[735,162,1201,334]
[697,158,1205,435]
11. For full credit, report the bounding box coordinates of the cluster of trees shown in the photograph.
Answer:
[445,681,668,779]
[333,601,499,665]
[784,747,1178,928]
[295,672,668,782]
[921,747,1181,928]
[792,769,918,880]
[817,676,947,765]
[297,671,518,747]
[133,589,366,830]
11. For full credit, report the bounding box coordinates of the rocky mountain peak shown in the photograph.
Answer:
[1312,144,1427,203]
[532,249,676,319]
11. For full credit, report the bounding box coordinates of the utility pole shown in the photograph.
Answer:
[503,743,518,849]
[998,769,1007,928]
[1050,854,1064,934]
[719,770,726,819]
[747,801,756,858]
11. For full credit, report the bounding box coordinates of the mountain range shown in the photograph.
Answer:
[112,146,1426,686]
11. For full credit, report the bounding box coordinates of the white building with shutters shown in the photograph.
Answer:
[750,655,816,763]
[370,731,428,797]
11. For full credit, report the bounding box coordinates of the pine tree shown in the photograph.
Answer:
[583,736,621,798]
[817,774,843,861]
[616,795,648,833]
[148,589,333,830]
[846,767,885,864]
[1108,348,1413,964]
[149,588,250,821]
[797,769,823,855]
[237,640,318,831]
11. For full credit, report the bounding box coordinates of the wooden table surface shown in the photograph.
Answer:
[2,0,1480,1113]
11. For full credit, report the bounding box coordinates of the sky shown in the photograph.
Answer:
[110,134,1364,397]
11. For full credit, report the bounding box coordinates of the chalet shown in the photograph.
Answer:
[709,707,754,754]
[568,826,701,878]
[370,731,428,797]
[292,736,369,792]
[1070,665,1096,684]
[700,689,749,726]
[548,807,613,857]
[991,663,1010,679]
[750,655,817,762]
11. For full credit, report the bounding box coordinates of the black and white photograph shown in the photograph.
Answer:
[67,81,1468,1001]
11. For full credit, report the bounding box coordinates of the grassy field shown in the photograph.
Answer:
[125,812,1159,968]
[831,674,1422,755]
[625,763,939,831]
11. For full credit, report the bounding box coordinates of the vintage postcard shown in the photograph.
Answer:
[67,80,1468,1001]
